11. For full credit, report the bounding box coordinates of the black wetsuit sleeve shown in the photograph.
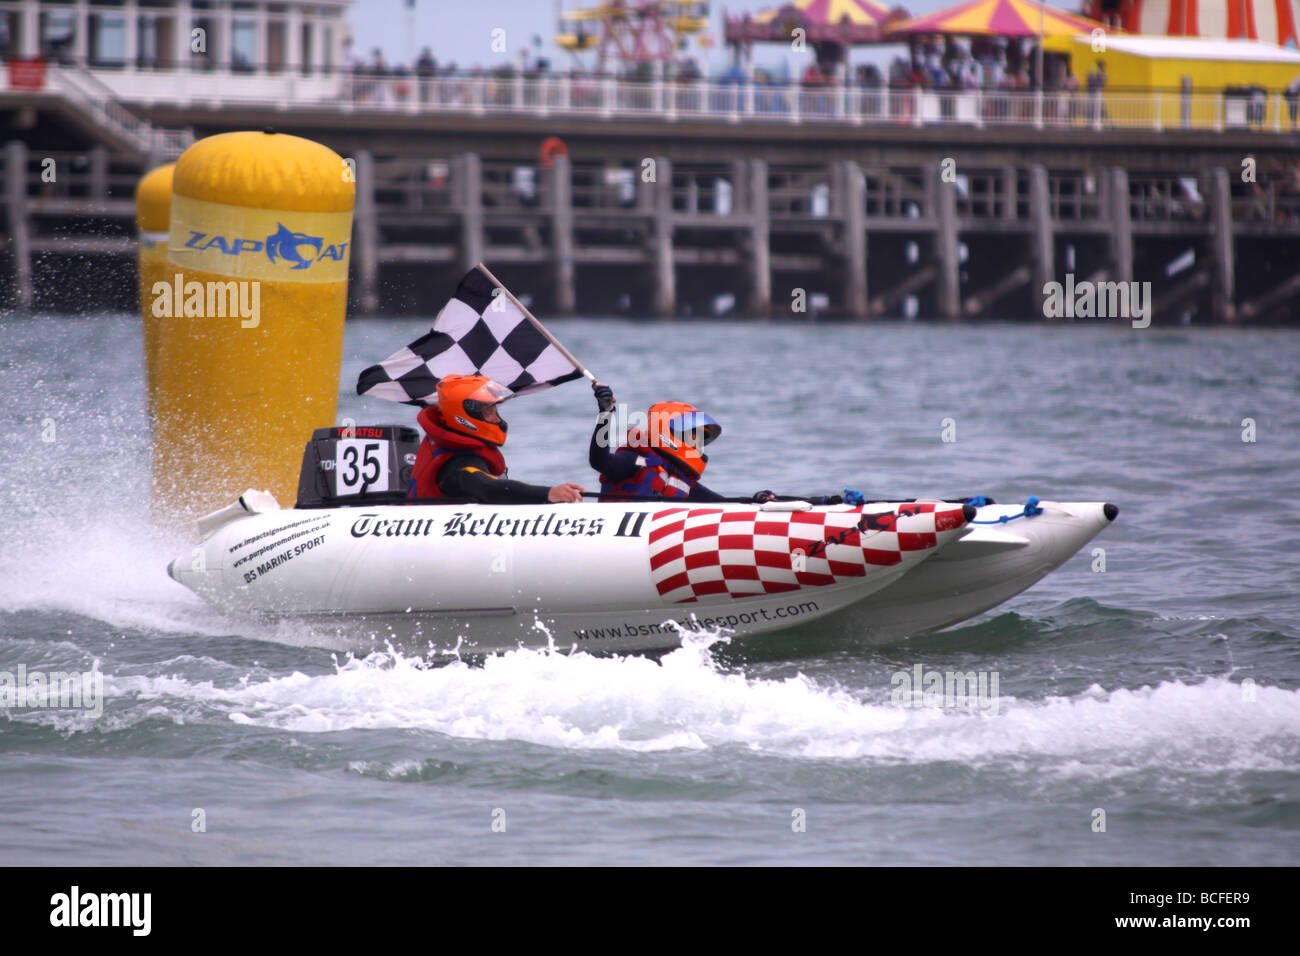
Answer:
[687,482,725,502]
[437,455,552,504]
[589,417,642,480]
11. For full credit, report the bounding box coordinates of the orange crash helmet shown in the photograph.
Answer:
[436,374,513,446]
[641,401,721,478]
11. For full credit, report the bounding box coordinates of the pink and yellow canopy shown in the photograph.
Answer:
[751,0,896,25]
[887,0,1111,37]
[726,0,910,45]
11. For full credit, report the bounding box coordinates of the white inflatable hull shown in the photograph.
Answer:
[810,501,1118,644]
[169,498,1115,654]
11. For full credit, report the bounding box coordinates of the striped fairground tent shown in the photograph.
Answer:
[725,0,909,44]
[887,0,1111,37]
[1082,0,1300,47]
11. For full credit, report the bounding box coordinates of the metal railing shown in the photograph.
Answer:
[331,75,1300,136]
[16,63,194,159]
[6,61,1298,137]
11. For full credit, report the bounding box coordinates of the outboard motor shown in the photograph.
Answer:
[295,424,420,508]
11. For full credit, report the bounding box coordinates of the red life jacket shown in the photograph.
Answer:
[409,406,507,499]
[599,434,697,501]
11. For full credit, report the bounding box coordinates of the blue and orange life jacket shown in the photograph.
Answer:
[409,406,507,499]
[599,439,699,501]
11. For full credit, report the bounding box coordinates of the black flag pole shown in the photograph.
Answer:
[474,262,597,384]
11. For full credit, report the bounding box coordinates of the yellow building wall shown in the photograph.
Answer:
[1059,38,1300,128]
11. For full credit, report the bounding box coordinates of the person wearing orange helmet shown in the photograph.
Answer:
[409,374,585,503]
[588,382,773,502]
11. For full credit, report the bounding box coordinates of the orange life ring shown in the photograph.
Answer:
[539,136,568,168]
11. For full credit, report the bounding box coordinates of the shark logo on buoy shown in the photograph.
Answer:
[178,222,349,273]
[265,223,323,270]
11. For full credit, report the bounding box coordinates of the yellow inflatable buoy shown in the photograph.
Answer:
[135,162,175,422]
[150,131,355,525]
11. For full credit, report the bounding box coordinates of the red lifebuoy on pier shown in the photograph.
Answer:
[539,136,569,168]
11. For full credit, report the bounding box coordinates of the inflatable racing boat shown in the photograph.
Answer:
[167,425,1118,654]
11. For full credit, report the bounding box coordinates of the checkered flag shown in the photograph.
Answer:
[356,266,586,406]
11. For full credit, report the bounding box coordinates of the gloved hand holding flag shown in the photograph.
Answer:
[356,264,590,406]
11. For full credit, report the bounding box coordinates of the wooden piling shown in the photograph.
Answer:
[1109,167,1133,286]
[1001,166,1018,221]
[653,155,675,316]
[4,141,33,310]
[842,160,868,318]
[748,158,770,315]
[550,153,576,315]
[635,160,654,212]
[353,150,379,314]
[730,159,748,214]
[1029,164,1054,307]
[458,152,484,275]
[1208,167,1236,322]
[933,164,960,320]
[89,144,109,202]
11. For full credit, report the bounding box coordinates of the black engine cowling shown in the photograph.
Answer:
[295,424,420,508]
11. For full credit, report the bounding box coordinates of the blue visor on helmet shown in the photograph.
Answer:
[667,411,721,448]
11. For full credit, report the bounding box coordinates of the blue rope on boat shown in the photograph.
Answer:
[970,495,1043,524]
